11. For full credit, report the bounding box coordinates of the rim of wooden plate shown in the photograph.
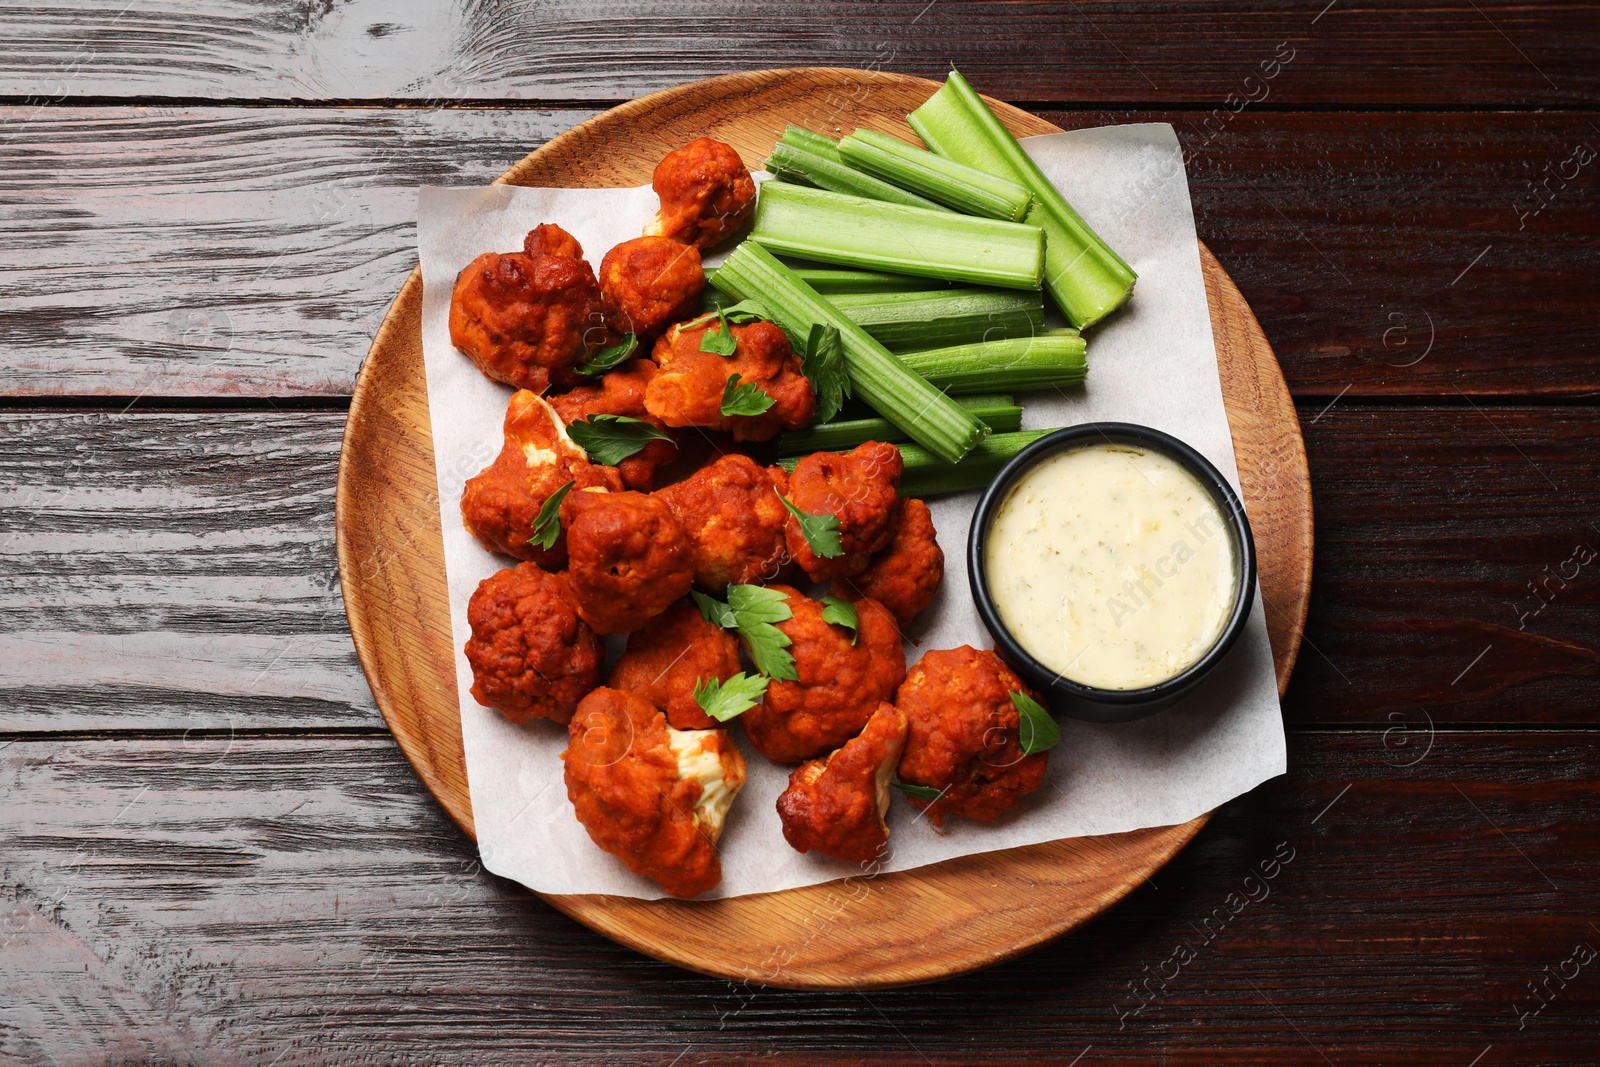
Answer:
[335,68,1313,990]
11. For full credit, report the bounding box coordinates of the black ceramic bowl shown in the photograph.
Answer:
[968,423,1257,723]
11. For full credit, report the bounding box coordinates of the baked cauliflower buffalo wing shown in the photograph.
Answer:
[460,389,623,565]
[449,226,613,394]
[740,588,905,764]
[547,359,679,491]
[464,562,603,725]
[784,441,904,583]
[832,497,944,627]
[646,319,815,441]
[607,598,742,730]
[656,453,791,592]
[776,702,909,864]
[560,489,694,634]
[599,236,705,344]
[644,137,758,249]
[523,222,584,259]
[563,687,747,898]
[895,646,1049,826]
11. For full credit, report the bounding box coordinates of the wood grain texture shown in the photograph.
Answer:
[1,1,1595,106]
[4,404,1593,733]
[336,68,1308,989]
[5,107,1596,399]
[3,732,1596,1063]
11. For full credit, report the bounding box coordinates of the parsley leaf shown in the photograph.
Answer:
[576,333,638,375]
[725,584,798,681]
[528,480,575,551]
[683,299,772,331]
[779,495,843,559]
[565,414,672,466]
[693,672,769,722]
[726,584,793,625]
[720,374,776,417]
[1012,691,1061,756]
[800,322,850,423]
[698,308,740,356]
[892,782,945,801]
[818,595,859,645]
[691,589,738,629]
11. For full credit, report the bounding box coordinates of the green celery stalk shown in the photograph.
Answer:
[898,333,1086,394]
[790,267,943,294]
[828,288,1044,351]
[749,180,1045,291]
[764,141,950,212]
[714,241,989,464]
[838,128,1033,222]
[778,429,1057,498]
[908,68,1135,328]
[777,395,1021,456]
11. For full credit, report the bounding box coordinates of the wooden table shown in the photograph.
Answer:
[2,4,1596,1063]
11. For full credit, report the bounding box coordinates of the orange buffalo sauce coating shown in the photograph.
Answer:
[833,498,944,627]
[895,646,1048,826]
[645,137,757,249]
[777,702,909,864]
[562,688,744,898]
[464,563,602,725]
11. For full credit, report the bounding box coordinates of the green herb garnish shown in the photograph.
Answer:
[711,584,798,681]
[818,595,859,645]
[565,414,672,466]
[528,480,575,551]
[684,299,772,332]
[893,782,945,801]
[698,307,740,356]
[576,333,638,375]
[780,495,843,558]
[1012,691,1060,756]
[800,321,850,423]
[693,672,770,722]
[691,589,737,629]
[720,374,776,417]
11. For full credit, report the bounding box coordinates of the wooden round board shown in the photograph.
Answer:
[335,68,1313,990]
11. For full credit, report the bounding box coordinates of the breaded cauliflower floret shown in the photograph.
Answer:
[448,229,612,393]
[560,489,694,634]
[740,588,905,764]
[832,497,944,627]
[656,453,792,593]
[464,562,603,725]
[777,702,908,863]
[460,390,623,565]
[895,646,1049,826]
[599,236,705,344]
[563,687,746,898]
[646,318,815,442]
[783,441,903,582]
[645,137,757,249]
[523,222,584,259]
[547,360,680,491]
[607,598,742,730]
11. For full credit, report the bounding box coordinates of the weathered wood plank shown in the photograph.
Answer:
[1,406,1596,732]
[1,1,1595,107]
[3,107,1595,399]
[1,731,1595,1062]
[0,107,594,398]
[1285,406,1600,724]
[0,409,378,730]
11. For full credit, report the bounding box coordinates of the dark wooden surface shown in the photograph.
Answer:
[1,2,1596,1061]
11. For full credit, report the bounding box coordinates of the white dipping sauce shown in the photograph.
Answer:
[985,443,1237,690]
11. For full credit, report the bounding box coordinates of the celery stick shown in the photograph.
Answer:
[839,128,1033,221]
[749,181,1045,291]
[828,288,1044,351]
[765,144,949,211]
[714,241,989,463]
[898,333,1086,394]
[776,395,1021,456]
[908,69,1135,328]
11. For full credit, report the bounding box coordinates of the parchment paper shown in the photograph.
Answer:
[416,123,1287,899]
